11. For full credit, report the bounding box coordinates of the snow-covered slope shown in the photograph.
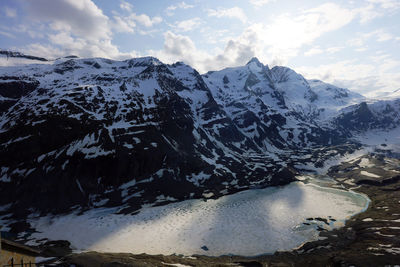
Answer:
[335,98,400,132]
[0,55,398,220]
[307,79,365,120]
[202,58,368,150]
[0,56,297,217]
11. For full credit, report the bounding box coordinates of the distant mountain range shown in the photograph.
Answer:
[0,51,399,220]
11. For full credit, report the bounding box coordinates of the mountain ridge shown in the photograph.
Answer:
[0,54,399,223]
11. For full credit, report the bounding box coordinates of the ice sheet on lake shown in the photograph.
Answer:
[28,182,368,256]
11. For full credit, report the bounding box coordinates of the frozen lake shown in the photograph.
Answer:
[28,179,369,256]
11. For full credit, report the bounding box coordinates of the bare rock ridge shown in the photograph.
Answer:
[0,54,399,219]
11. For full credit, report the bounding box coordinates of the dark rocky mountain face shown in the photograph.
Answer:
[0,56,399,220]
[202,59,366,151]
[335,100,400,133]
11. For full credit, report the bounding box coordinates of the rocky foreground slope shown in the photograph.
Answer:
[0,54,399,222]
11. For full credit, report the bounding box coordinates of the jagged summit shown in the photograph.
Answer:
[125,56,163,66]
[246,57,263,66]
[245,57,268,71]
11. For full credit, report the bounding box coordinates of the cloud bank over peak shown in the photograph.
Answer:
[0,0,399,97]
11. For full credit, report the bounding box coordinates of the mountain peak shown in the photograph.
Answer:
[246,57,263,67]
[124,56,162,67]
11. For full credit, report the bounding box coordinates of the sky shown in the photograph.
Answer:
[0,0,399,97]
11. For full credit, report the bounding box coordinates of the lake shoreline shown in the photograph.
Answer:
[28,178,368,257]
[50,153,400,267]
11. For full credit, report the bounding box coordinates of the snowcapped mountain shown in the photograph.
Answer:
[202,57,366,149]
[0,56,294,217]
[0,55,399,219]
[335,98,400,132]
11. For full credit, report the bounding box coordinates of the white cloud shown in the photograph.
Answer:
[4,0,399,96]
[112,3,162,33]
[166,1,194,16]
[166,1,194,10]
[162,31,197,56]
[25,0,111,40]
[7,24,45,39]
[0,30,15,38]
[112,16,136,33]
[380,58,400,73]
[357,4,383,24]
[326,46,344,53]
[152,3,357,73]
[367,0,400,9]
[173,18,203,32]
[120,0,133,12]
[301,3,355,33]
[348,29,394,49]
[220,39,255,66]
[375,31,393,42]
[304,47,323,56]
[20,43,65,59]
[347,37,364,47]
[150,31,205,67]
[299,60,375,82]
[355,47,368,52]
[304,46,343,57]
[207,7,247,23]
[356,0,400,24]
[297,57,400,97]
[249,0,276,7]
[201,29,231,45]
[17,0,139,60]
[137,29,159,36]
[149,31,254,73]
[21,38,139,61]
[5,7,17,18]
[0,57,54,67]
[231,3,355,63]
[369,53,400,74]
[48,32,85,51]
[132,14,162,27]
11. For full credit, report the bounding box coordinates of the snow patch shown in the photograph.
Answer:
[359,158,374,168]
[162,263,191,267]
[362,218,373,222]
[360,171,380,178]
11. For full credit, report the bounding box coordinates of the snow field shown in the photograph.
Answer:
[360,171,381,178]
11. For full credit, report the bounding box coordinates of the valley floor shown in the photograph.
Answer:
[37,152,400,267]
[28,179,367,257]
